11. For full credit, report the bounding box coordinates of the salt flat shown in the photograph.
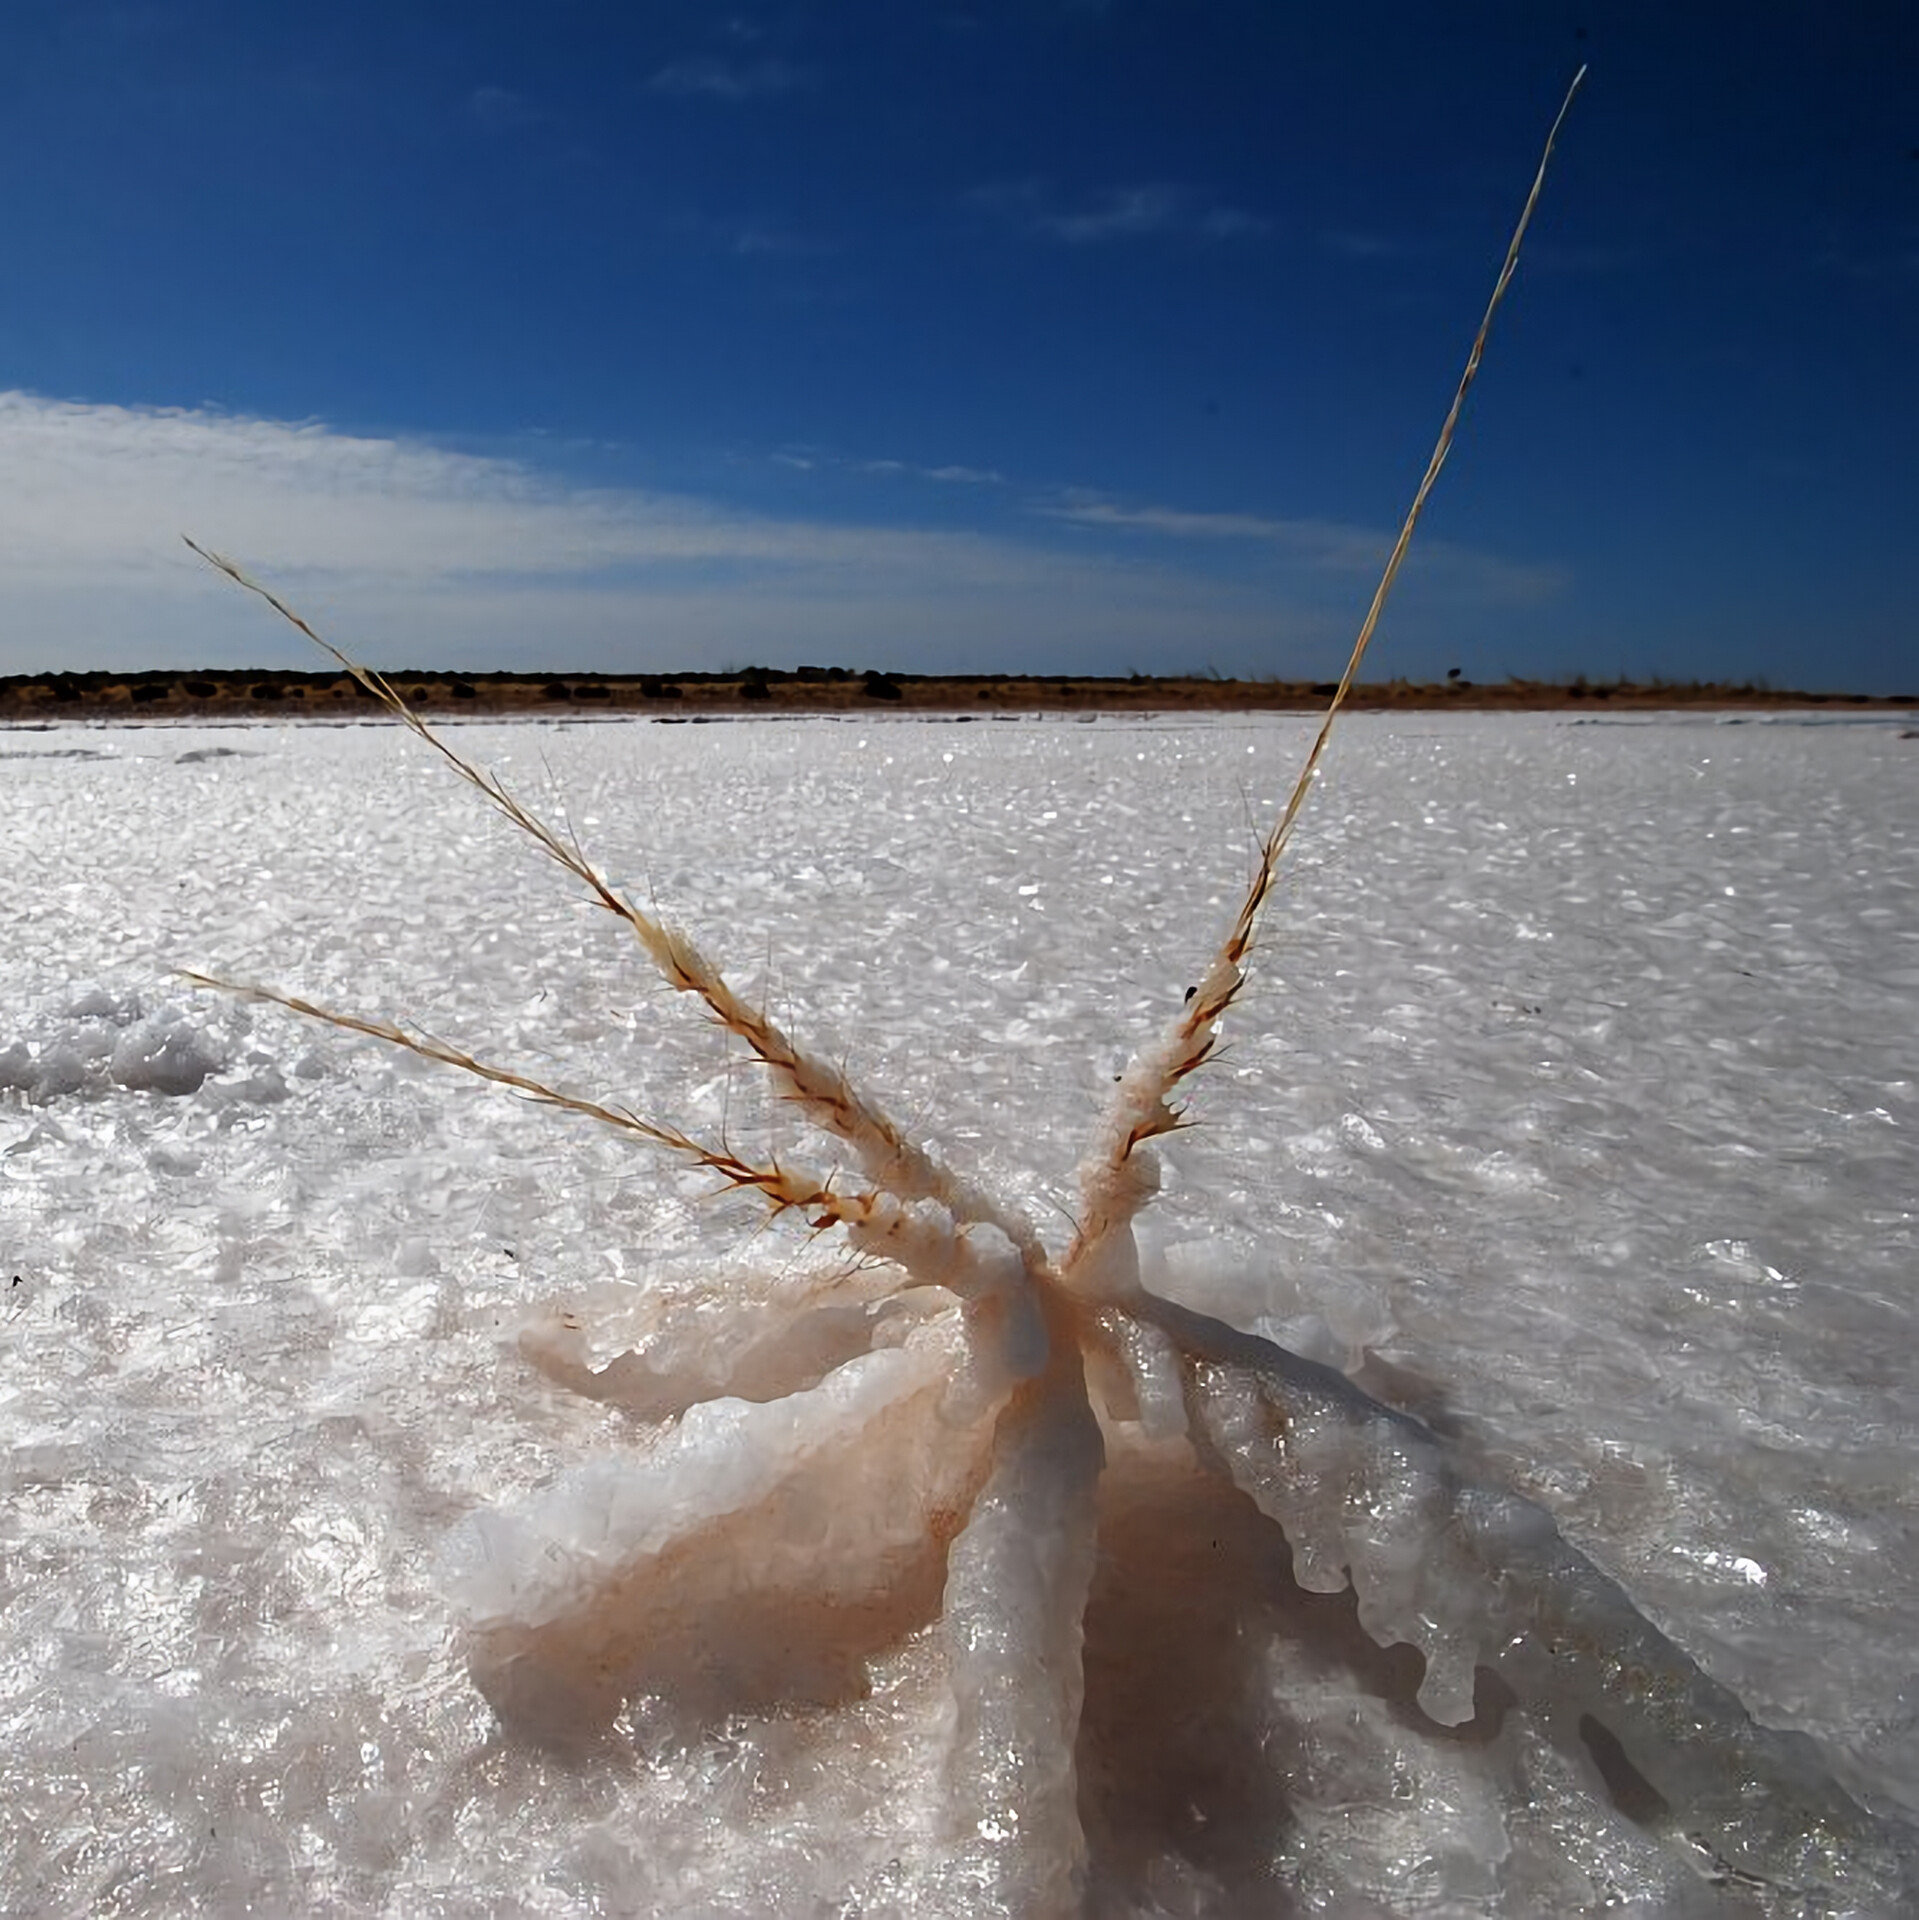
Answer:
[2,710,1915,1914]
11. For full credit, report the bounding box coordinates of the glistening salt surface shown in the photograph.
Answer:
[1,711,1914,1914]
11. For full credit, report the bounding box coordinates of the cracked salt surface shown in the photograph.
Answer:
[1,710,1915,1914]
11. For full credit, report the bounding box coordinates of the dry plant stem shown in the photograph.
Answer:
[181,540,1044,1271]
[181,973,1019,1298]
[1064,65,1586,1292]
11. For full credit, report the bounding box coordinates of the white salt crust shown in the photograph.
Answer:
[2,710,1916,1914]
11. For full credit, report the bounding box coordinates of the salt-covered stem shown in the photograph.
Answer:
[1060,65,1585,1296]
[935,1283,1105,1914]
[184,539,1045,1269]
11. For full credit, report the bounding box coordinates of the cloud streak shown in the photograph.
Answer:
[859,456,1006,487]
[1048,497,1374,555]
[970,181,1267,246]
[1040,494,1567,607]
[0,394,1302,675]
[1036,186,1180,243]
[648,57,810,102]
[0,394,1561,679]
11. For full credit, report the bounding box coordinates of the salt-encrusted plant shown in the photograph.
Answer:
[187,71,1911,1913]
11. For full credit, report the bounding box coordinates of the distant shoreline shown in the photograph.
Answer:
[1,665,1912,723]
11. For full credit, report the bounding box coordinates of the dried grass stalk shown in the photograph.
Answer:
[182,540,1045,1276]
[1064,66,1586,1291]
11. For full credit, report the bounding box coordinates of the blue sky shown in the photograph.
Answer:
[2,2,1913,689]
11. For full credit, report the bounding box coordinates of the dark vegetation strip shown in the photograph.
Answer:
[1,664,1912,721]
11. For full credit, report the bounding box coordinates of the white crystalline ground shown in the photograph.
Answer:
[1,709,1915,1915]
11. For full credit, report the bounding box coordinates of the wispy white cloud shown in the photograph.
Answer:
[0,392,1316,676]
[1045,496,1384,563]
[648,56,810,101]
[1040,493,1567,607]
[1324,229,1429,262]
[857,456,1005,487]
[973,181,1267,246]
[1038,186,1180,243]
[767,449,1005,488]
[0,394,1560,679]
[924,464,1004,485]
[728,224,831,258]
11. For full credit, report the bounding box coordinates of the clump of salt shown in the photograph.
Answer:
[0,990,225,1100]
